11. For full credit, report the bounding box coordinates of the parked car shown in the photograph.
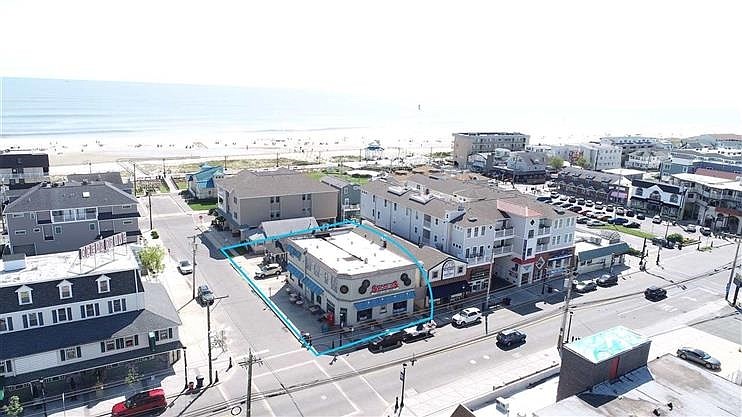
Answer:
[568,206,583,213]
[594,204,604,210]
[559,195,568,201]
[568,197,577,203]
[577,198,585,205]
[197,285,215,307]
[652,215,662,224]
[599,215,612,221]
[676,347,721,370]
[608,217,629,225]
[636,212,646,220]
[606,205,614,212]
[685,224,697,233]
[536,196,551,202]
[596,274,618,286]
[577,217,589,224]
[111,388,167,417]
[587,219,605,227]
[452,307,482,327]
[369,331,405,352]
[255,263,282,279]
[625,221,641,229]
[644,285,667,301]
[574,280,597,293]
[585,200,594,207]
[403,321,437,342]
[177,260,193,274]
[550,192,560,199]
[496,329,527,347]
[700,227,712,236]
[616,207,626,215]
[626,210,635,217]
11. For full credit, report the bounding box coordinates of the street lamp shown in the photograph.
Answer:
[182,346,189,389]
[38,379,48,417]
[399,363,408,412]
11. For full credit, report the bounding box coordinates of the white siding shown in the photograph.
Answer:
[13,351,58,374]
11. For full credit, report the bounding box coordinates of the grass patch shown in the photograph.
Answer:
[307,170,370,185]
[187,200,217,211]
[597,225,656,239]
[175,179,188,190]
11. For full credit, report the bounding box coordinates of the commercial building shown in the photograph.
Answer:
[215,168,338,239]
[629,179,685,219]
[3,182,141,256]
[555,167,631,205]
[552,144,622,171]
[320,176,361,221]
[574,236,629,274]
[599,136,659,166]
[360,173,576,289]
[670,172,742,233]
[452,132,529,167]
[284,231,419,326]
[489,151,548,184]
[660,148,742,179]
[186,163,224,200]
[0,244,182,401]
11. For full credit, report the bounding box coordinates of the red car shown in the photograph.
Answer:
[111,388,167,416]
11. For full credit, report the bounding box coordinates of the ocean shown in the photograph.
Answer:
[0,77,436,138]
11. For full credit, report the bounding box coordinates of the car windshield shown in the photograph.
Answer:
[181,261,190,266]
[124,399,134,408]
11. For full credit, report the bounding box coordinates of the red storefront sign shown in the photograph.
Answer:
[371,281,398,294]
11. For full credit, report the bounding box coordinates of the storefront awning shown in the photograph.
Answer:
[354,290,416,311]
[300,276,325,296]
[287,263,304,280]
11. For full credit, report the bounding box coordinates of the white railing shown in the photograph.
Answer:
[492,245,513,256]
[537,227,551,236]
[535,244,549,252]
[494,227,515,238]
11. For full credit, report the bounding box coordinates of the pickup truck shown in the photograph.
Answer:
[402,321,436,341]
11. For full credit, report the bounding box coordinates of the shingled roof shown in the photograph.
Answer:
[3,182,138,213]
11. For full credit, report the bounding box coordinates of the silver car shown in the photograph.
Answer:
[676,347,721,370]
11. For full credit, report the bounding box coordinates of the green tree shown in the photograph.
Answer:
[2,395,24,417]
[575,156,590,169]
[125,366,141,388]
[549,156,564,170]
[666,233,683,243]
[139,246,166,275]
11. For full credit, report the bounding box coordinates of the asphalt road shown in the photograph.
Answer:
[147,193,741,417]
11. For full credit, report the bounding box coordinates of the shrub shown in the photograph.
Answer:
[2,396,23,417]
[150,230,159,239]
[139,245,166,274]
[666,233,683,243]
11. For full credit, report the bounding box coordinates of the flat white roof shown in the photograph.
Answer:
[671,173,742,191]
[0,245,139,287]
[603,168,645,176]
[291,232,415,275]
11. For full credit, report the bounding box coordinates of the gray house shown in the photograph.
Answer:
[320,176,361,221]
[3,182,141,256]
[215,169,338,238]
[67,172,133,194]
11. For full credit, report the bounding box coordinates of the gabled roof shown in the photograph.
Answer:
[187,164,224,185]
[3,182,138,213]
[67,171,125,186]
[631,179,681,194]
[577,242,630,261]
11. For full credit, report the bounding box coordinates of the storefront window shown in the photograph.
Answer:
[392,301,407,314]
[356,308,372,322]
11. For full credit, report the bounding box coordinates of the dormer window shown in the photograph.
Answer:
[58,280,73,299]
[97,275,111,293]
[16,285,33,305]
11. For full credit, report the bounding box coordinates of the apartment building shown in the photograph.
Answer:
[490,151,548,184]
[600,136,659,166]
[660,148,742,179]
[452,132,529,167]
[552,144,622,171]
[215,169,338,239]
[555,167,631,206]
[0,152,50,189]
[360,173,576,288]
[625,150,670,171]
[67,171,133,194]
[3,182,141,256]
[670,173,742,233]
[320,176,361,221]
[0,246,181,401]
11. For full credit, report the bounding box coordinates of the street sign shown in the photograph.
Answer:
[400,371,405,381]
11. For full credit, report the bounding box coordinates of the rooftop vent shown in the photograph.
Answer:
[409,194,433,204]
[82,191,91,198]
[468,217,478,222]
[387,185,407,196]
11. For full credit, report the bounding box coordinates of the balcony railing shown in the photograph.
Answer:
[494,227,515,238]
[537,227,551,236]
[465,255,489,266]
[492,245,513,256]
[535,244,549,253]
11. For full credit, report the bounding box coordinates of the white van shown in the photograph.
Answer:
[255,263,282,279]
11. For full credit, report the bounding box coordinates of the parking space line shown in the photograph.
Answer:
[339,356,389,407]
[253,379,278,417]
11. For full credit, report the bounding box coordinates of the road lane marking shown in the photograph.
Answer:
[339,356,388,407]
[253,379,278,417]
[312,361,361,417]
[254,349,270,355]
[469,359,477,365]
[252,360,315,379]
[263,348,306,361]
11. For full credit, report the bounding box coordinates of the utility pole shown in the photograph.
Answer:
[664,219,670,239]
[483,246,497,328]
[192,236,197,298]
[656,245,661,266]
[224,155,228,171]
[239,349,263,417]
[147,192,153,230]
[206,294,230,385]
[557,267,578,355]
[399,363,408,412]
[725,238,741,302]
[133,162,137,198]
[182,346,189,389]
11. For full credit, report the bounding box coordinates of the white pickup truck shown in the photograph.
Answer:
[402,321,437,341]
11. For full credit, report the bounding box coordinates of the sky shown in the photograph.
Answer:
[1,0,741,136]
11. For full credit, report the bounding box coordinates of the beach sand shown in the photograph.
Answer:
[1,126,454,176]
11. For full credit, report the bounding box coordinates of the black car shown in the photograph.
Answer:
[577,217,589,224]
[636,213,646,220]
[369,331,405,352]
[496,329,527,347]
[197,285,215,307]
[645,286,667,301]
[624,221,641,228]
[568,206,583,213]
[626,210,635,217]
[568,197,577,203]
[700,227,712,236]
[596,274,618,286]
[676,347,721,370]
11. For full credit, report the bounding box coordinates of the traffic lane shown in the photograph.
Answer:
[149,194,185,216]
